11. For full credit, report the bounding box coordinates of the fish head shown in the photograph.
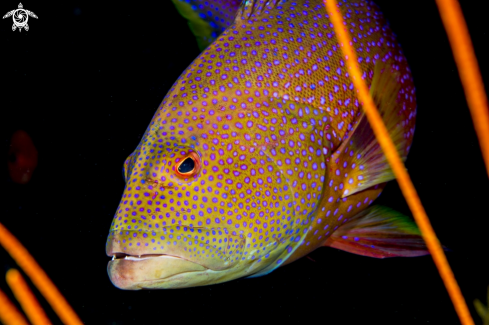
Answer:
[106,95,303,289]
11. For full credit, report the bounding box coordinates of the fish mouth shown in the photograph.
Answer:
[107,251,210,290]
[110,252,189,262]
[105,226,246,271]
[105,226,248,289]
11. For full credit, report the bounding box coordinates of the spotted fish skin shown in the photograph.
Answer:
[106,0,418,289]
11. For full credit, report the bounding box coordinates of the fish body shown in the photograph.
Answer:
[106,0,424,290]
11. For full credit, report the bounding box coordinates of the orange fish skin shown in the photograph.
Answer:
[8,130,38,185]
[106,0,416,289]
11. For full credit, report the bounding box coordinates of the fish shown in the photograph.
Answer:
[8,130,38,185]
[106,0,428,290]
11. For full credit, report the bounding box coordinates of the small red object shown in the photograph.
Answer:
[8,130,38,184]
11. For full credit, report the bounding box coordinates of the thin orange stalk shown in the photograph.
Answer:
[6,268,52,325]
[435,0,489,178]
[322,1,474,324]
[0,223,83,325]
[0,287,30,325]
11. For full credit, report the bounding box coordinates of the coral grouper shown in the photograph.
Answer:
[106,0,426,289]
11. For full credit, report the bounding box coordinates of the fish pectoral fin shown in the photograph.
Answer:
[323,205,431,258]
[332,54,410,198]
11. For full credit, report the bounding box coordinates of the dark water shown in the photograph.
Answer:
[1,1,488,324]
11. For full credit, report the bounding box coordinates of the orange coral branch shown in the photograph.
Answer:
[435,0,489,178]
[0,223,83,325]
[6,269,52,325]
[322,1,474,324]
[0,287,30,325]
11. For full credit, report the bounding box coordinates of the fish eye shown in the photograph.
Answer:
[174,152,201,179]
[177,157,195,174]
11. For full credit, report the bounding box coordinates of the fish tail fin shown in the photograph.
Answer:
[323,205,432,258]
[332,54,414,198]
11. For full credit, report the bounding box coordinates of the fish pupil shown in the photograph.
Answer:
[178,157,195,173]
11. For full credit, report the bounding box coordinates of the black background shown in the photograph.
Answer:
[1,1,488,324]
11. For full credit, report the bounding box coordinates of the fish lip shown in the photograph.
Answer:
[107,251,207,269]
[107,255,210,290]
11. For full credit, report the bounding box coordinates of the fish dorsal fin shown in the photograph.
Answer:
[236,0,284,22]
[331,54,409,198]
[171,0,284,50]
[171,0,241,50]
[323,205,430,258]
